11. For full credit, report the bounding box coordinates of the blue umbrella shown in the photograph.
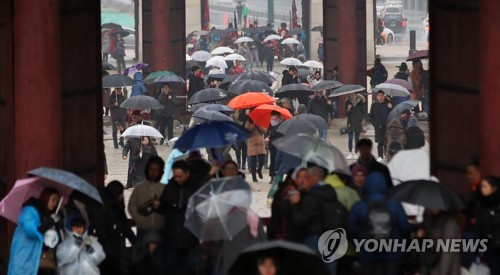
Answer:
[174,121,250,150]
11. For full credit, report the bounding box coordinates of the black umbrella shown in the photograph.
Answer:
[297,68,313,77]
[312,80,343,91]
[387,100,420,123]
[311,26,324,32]
[193,109,233,123]
[228,80,272,96]
[102,62,117,71]
[289,28,305,36]
[220,74,241,90]
[328,84,366,97]
[277,115,324,136]
[199,104,234,113]
[235,71,274,86]
[102,74,135,88]
[295,114,328,130]
[120,96,163,109]
[188,88,227,105]
[101,23,129,37]
[153,74,186,88]
[389,180,464,210]
[229,240,330,275]
[206,74,228,81]
[275,84,314,104]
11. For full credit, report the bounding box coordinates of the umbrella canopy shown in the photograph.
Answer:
[328,84,366,97]
[193,30,209,36]
[102,74,135,88]
[276,114,325,136]
[407,50,429,61]
[152,74,186,88]
[229,240,330,275]
[143,70,175,85]
[384,79,412,91]
[188,88,227,105]
[123,63,149,75]
[281,38,300,45]
[263,34,282,42]
[193,109,233,123]
[273,134,350,174]
[389,179,464,210]
[207,56,229,69]
[174,121,250,150]
[191,50,213,62]
[211,46,235,55]
[234,37,254,44]
[249,104,292,128]
[297,68,313,77]
[208,29,230,38]
[374,83,411,97]
[228,92,276,110]
[102,61,116,71]
[198,104,234,113]
[275,84,314,104]
[303,60,323,69]
[220,74,241,87]
[224,54,246,61]
[387,99,420,123]
[234,71,274,86]
[121,124,163,139]
[186,54,193,62]
[280,58,303,66]
[289,28,305,36]
[311,26,324,32]
[206,74,228,81]
[312,80,343,91]
[185,176,252,242]
[120,95,163,109]
[228,80,272,96]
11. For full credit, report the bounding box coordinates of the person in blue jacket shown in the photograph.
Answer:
[130,72,147,97]
[8,187,61,275]
[348,171,411,275]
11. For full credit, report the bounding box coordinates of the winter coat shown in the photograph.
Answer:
[281,70,299,86]
[292,183,339,236]
[56,232,105,275]
[123,137,140,159]
[157,92,179,118]
[307,96,333,123]
[114,40,125,58]
[130,145,158,186]
[474,191,500,248]
[107,92,127,121]
[348,172,411,261]
[405,126,425,149]
[131,232,164,275]
[8,205,44,275]
[128,180,166,231]
[188,73,205,100]
[351,158,394,188]
[370,63,388,87]
[245,121,266,156]
[269,188,304,242]
[384,119,407,149]
[275,151,301,175]
[426,212,461,275]
[369,99,392,143]
[325,174,360,210]
[345,95,365,133]
[130,72,148,97]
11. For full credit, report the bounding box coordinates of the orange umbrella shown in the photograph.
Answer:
[227,92,276,110]
[248,104,293,128]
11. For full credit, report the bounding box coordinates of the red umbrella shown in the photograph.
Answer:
[249,105,292,128]
[406,50,429,61]
[384,79,412,91]
[228,92,276,110]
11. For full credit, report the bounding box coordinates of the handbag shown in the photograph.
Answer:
[39,249,56,270]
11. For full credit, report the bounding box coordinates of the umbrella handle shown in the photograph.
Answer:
[55,197,64,215]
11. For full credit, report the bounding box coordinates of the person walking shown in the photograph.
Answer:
[130,136,158,187]
[113,33,126,74]
[266,111,285,184]
[236,2,243,26]
[187,66,205,101]
[249,34,261,68]
[234,110,248,170]
[157,83,179,144]
[245,115,267,183]
[351,139,393,188]
[263,41,275,72]
[130,72,148,97]
[307,90,333,140]
[102,30,111,62]
[107,87,127,148]
[369,90,393,161]
[405,117,425,149]
[242,4,249,27]
[345,93,365,160]
[384,119,407,161]
[281,66,299,86]
[394,62,409,81]
[368,58,388,88]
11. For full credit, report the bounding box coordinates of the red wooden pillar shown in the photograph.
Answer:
[480,0,500,176]
[151,0,170,71]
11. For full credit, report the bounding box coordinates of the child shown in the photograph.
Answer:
[56,215,105,275]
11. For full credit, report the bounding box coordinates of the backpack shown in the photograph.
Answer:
[363,200,394,239]
[320,200,349,231]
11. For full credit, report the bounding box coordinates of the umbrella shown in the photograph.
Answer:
[143,70,175,85]
[248,105,292,128]
[120,96,163,109]
[225,28,238,32]
[407,50,429,61]
[207,56,229,69]
[208,29,230,38]
[293,114,328,131]
[220,74,241,87]
[311,26,324,32]
[275,84,314,104]
[174,121,250,150]
[276,114,324,136]
[188,88,227,105]
[389,179,464,210]
[229,240,330,275]
[102,74,135,88]
[272,134,350,174]
[101,23,129,37]
[234,37,254,44]
[194,30,209,36]
[289,28,305,36]
[303,60,323,69]
[152,74,186,88]
[281,38,301,45]
[228,92,276,110]
[186,54,193,61]
[312,80,343,91]
[328,84,366,97]
[185,176,252,242]
[211,47,235,55]
[102,62,116,71]
[121,124,163,139]
[386,99,420,123]
[280,58,303,66]
[263,34,282,42]
[384,79,412,91]
[374,83,411,97]
[123,63,149,75]
[228,80,272,96]
[193,109,233,123]
[297,68,313,77]
[191,50,212,62]
[224,54,246,61]
[315,37,324,44]
[198,104,234,113]
[235,71,274,86]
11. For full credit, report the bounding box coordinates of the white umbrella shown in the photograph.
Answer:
[281,38,300,45]
[121,124,164,139]
[373,83,410,97]
[263,34,282,42]
[224,54,246,61]
[303,60,323,69]
[206,56,228,69]
[186,54,193,61]
[211,46,235,55]
[193,30,209,36]
[234,37,254,44]
[191,50,212,62]
[280,58,303,66]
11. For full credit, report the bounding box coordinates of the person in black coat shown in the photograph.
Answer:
[263,41,276,72]
[266,111,285,182]
[281,66,299,86]
[157,83,180,144]
[369,90,393,160]
[307,90,333,140]
[405,117,425,149]
[130,136,158,187]
[107,87,127,148]
[394,62,409,81]
[350,138,393,189]
[131,232,164,275]
[187,66,205,100]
